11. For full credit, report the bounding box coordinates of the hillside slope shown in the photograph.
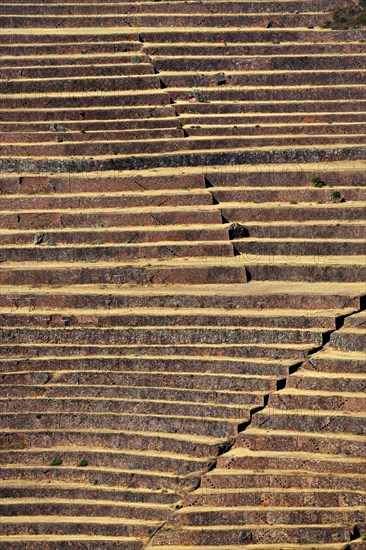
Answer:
[0,1,365,548]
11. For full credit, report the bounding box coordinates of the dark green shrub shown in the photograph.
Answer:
[312,176,326,188]
[50,456,62,466]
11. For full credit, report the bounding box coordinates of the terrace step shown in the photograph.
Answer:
[0,307,343,329]
[0,281,362,310]
[0,260,247,285]
[251,408,366,435]
[300,348,366,373]
[0,117,179,133]
[171,507,363,528]
[1,28,360,44]
[0,1,339,15]
[0,208,223,229]
[0,135,273,159]
[0,14,330,29]
[0,385,268,408]
[204,167,366,188]
[156,55,366,72]
[344,311,366,328]
[226,222,365,240]
[0,428,224,458]
[162,70,366,89]
[0,498,171,522]
[0,91,167,108]
[0,479,177,505]
[211,186,365,203]
[0,368,279,393]
[0,31,141,44]
[268,389,366,413]
[182,487,366,508]
[234,428,366,457]
[0,397,257,422]
[0,63,155,79]
[2,128,183,143]
[285,369,366,393]
[149,524,355,546]
[187,123,366,138]
[147,43,366,57]
[234,239,366,256]
[0,242,234,262]
[242,255,366,283]
[214,448,366,475]
[0,537,144,550]
[0,463,199,492]
[0,226,229,246]
[330,327,366,352]
[221,203,365,222]
[0,325,325,345]
[0,190,213,210]
[2,135,363,157]
[0,42,143,56]
[0,129,183,143]
[0,411,241,438]
[0,136,209,156]
[0,75,164,95]
[0,172,206,194]
[175,101,366,116]
[0,447,211,476]
[200,469,364,491]
[1,145,363,173]
[0,103,174,121]
[0,343,316,360]
[0,515,161,538]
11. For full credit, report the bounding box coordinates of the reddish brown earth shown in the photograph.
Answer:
[0,1,365,549]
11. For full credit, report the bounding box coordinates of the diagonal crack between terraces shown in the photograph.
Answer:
[144,292,366,549]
